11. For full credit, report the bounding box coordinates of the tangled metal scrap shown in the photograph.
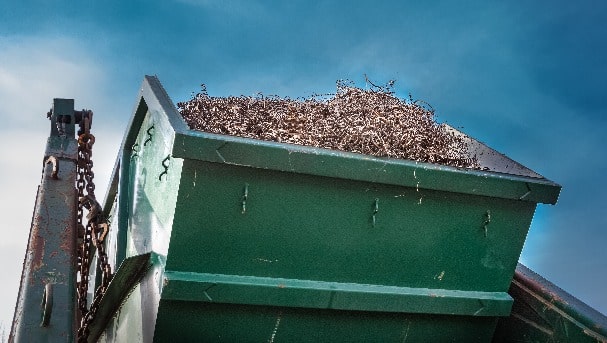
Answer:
[178,81,478,169]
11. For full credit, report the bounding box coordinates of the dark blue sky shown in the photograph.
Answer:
[1,0,605,328]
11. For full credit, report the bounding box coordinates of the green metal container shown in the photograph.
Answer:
[93,76,560,342]
[494,264,607,342]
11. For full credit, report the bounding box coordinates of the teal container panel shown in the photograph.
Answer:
[98,283,145,343]
[153,301,498,342]
[98,258,165,343]
[126,110,182,258]
[167,159,536,293]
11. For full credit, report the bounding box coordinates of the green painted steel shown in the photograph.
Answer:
[94,76,564,341]
[161,271,514,316]
[168,159,538,293]
[493,264,607,343]
[87,252,156,342]
[96,253,166,343]
[154,301,501,342]
[10,99,78,342]
[173,130,560,205]
[94,78,186,342]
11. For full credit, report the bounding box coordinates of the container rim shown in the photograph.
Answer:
[103,75,561,211]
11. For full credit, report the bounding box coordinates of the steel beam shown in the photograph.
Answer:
[10,99,78,342]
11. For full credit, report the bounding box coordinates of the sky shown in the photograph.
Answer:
[1,0,606,334]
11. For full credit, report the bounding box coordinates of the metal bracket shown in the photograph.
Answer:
[372,198,379,228]
[80,194,103,222]
[74,109,93,136]
[482,210,491,237]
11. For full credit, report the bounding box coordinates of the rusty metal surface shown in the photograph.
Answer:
[10,99,78,342]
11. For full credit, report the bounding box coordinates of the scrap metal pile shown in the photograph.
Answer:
[178,81,478,168]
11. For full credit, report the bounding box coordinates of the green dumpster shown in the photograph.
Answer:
[94,76,560,342]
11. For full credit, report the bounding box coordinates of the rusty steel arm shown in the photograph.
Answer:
[10,99,79,342]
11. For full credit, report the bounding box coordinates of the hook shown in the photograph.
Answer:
[159,155,171,181]
[144,125,155,146]
[44,156,59,179]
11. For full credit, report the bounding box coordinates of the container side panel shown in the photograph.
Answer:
[98,283,144,343]
[154,300,498,343]
[105,196,119,271]
[126,111,182,258]
[168,160,536,293]
[493,264,607,343]
[173,132,561,204]
[98,259,164,343]
[97,107,181,342]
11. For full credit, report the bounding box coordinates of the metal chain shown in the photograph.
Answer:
[76,135,90,321]
[76,132,113,342]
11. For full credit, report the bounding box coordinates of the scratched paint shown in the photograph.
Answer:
[268,311,282,343]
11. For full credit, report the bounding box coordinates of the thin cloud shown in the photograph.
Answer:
[0,36,106,128]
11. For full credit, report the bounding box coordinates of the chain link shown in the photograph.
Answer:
[76,132,113,342]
